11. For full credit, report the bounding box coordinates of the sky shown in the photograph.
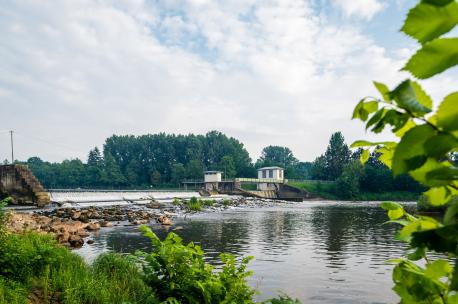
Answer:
[0,0,456,163]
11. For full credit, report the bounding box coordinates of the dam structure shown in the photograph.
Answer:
[182,167,312,201]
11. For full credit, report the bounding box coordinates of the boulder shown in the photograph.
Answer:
[68,235,84,248]
[86,222,101,231]
[158,215,172,225]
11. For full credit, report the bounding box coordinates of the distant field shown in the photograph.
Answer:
[287,180,419,202]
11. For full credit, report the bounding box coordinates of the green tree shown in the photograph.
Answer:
[336,161,363,199]
[186,159,204,179]
[219,155,236,178]
[256,146,298,168]
[323,132,351,180]
[352,1,458,302]
[171,163,186,185]
[102,152,126,187]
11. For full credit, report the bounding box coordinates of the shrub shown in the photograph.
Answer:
[138,225,256,303]
[223,199,231,207]
[0,197,12,238]
[201,199,215,206]
[172,198,182,205]
[187,200,202,211]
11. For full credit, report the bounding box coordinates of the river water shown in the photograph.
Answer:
[76,200,414,303]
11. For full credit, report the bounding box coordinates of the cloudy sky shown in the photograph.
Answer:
[0,0,456,163]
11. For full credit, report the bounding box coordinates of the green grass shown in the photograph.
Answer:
[287,181,419,201]
[0,232,157,304]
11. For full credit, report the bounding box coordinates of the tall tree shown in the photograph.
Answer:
[256,146,298,168]
[219,155,236,178]
[171,163,186,185]
[323,132,351,180]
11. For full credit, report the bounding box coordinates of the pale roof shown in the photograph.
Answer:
[257,166,283,171]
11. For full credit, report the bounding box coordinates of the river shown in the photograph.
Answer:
[76,200,414,303]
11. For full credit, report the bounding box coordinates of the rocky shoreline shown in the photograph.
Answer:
[6,197,290,248]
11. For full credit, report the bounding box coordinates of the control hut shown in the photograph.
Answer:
[204,171,222,191]
[257,166,284,191]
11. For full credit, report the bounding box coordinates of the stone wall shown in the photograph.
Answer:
[0,164,50,206]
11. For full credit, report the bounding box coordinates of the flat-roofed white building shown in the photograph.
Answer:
[257,166,284,180]
[257,166,284,190]
[204,171,222,183]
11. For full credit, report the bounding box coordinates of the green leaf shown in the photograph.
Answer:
[444,197,458,225]
[407,247,426,261]
[366,108,387,130]
[388,208,405,220]
[394,119,416,137]
[373,81,391,101]
[376,145,396,168]
[403,38,458,79]
[411,224,458,255]
[424,134,458,158]
[410,158,453,186]
[422,0,455,6]
[402,2,458,44]
[380,201,403,210]
[426,167,458,182]
[399,217,441,241]
[360,149,370,165]
[425,259,452,280]
[424,187,451,206]
[390,80,432,115]
[437,92,458,131]
[392,125,436,175]
[350,140,396,148]
[352,99,379,121]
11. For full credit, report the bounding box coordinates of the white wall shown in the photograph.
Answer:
[204,172,222,182]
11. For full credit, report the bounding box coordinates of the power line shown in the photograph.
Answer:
[14,132,87,155]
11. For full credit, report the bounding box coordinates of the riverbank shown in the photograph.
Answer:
[0,197,299,304]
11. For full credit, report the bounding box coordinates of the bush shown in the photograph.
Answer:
[0,197,12,238]
[335,161,363,199]
[186,197,202,211]
[223,199,231,207]
[138,225,256,303]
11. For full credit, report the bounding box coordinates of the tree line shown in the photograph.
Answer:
[12,130,431,194]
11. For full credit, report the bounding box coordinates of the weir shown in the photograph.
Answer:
[0,164,51,206]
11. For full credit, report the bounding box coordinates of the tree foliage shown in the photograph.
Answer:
[352,2,458,301]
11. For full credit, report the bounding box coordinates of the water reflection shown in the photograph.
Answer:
[77,201,412,303]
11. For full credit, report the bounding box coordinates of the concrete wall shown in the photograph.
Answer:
[257,168,284,180]
[204,172,222,182]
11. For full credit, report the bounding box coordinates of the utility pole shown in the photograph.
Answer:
[10,130,14,164]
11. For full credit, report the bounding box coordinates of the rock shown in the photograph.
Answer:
[99,220,113,227]
[86,222,101,231]
[173,226,183,231]
[68,235,84,248]
[158,215,172,225]
[87,239,95,245]
[77,229,89,237]
[146,202,161,209]
[71,211,81,220]
[133,219,148,225]
[56,231,70,243]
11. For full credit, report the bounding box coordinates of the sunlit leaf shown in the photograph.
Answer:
[399,217,441,241]
[444,197,458,225]
[351,140,396,148]
[392,125,436,175]
[410,158,453,186]
[373,81,391,101]
[425,259,452,279]
[352,99,379,121]
[381,201,403,210]
[437,92,458,131]
[402,2,458,44]
[424,134,458,158]
[390,80,432,115]
[394,119,416,137]
[360,149,370,165]
[424,186,451,206]
[403,38,458,79]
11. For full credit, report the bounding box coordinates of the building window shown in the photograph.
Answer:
[269,170,273,178]
[262,170,266,178]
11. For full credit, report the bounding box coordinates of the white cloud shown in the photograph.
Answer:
[332,0,385,20]
[0,0,449,164]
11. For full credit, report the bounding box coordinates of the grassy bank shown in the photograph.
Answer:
[287,181,419,201]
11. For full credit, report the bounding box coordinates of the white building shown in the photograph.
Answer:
[256,167,284,191]
[257,166,284,180]
[204,171,222,183]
